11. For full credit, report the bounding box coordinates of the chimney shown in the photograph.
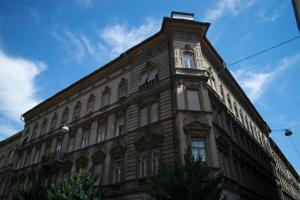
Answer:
[171,11,194,20]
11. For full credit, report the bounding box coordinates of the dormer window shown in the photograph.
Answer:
[118,79,128,99]
[73,101,81,120]
[61,107,69,126]
[86,94,95,114]
[183,52,196,69]
[102,87,110,107]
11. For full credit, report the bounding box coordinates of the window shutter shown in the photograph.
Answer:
[187,90,201,111]
[150,103,158,123]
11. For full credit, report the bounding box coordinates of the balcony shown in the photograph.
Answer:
[41,152,64,168]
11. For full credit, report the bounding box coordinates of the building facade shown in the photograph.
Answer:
[270,138,300,200]
[0,12,299,200]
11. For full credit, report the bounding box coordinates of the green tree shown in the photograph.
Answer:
[147,150,223,200]
[48,169,104,200]
[13,181,48,200]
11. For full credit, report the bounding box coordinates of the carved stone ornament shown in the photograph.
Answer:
[183,121,211,136]
[135,131,164,150]
[91,151,106,164]
[110,144,126,158]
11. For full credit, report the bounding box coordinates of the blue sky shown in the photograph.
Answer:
[0,0,299,173]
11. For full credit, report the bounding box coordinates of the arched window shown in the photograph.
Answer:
[183,52,196,69]
[73,101,81,120]
[118,79,128,99]
[50,113,57,129]
[86,94,95,114]
[102,87,110,107]
[61,108,69,126]
[32,123,38,138]
[40,118,47,135]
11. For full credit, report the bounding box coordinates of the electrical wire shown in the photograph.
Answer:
[227,35,300,67]
[288,137,300,162]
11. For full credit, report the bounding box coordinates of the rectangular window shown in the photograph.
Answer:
[187,90,201,111]
[140,107,148,126]
[54,141,62,160]
[102,93,109,107]
[150,103,158,123]
[139,152,148,178]
[68,136,74,152]
[80,134,89,148]
[113,159,122,184]
[34,149,40,164]
[183,52,196,69]
[151,150,160,176]
[192,138,207,162]
[97,123,106,143]
[116,116,125,136]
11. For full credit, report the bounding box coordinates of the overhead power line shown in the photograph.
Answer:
[228,35,300,67]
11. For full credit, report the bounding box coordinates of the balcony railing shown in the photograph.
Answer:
[41,152,64,167]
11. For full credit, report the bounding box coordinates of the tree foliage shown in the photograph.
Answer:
[147,150,223,200]
[48,169,104,200]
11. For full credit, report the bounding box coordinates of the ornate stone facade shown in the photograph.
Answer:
[0,12,299,200]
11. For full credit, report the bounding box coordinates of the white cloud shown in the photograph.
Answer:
[232,52,300,102]
[52,30,107,63]
[0,49,45,137]
[256,9,281,23]
[204,0,256,22]
[100,17,160,55]
[52,17,160,63]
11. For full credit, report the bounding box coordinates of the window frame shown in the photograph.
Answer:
[102,87,110,108]
[118,78,128,99]
[73,101,82,120]
[61,107,69,126]
[97,120,107,143]
[182,51,196,69]
[86,94,95,114]
[116,114,125,137]
[191,137,207,163]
